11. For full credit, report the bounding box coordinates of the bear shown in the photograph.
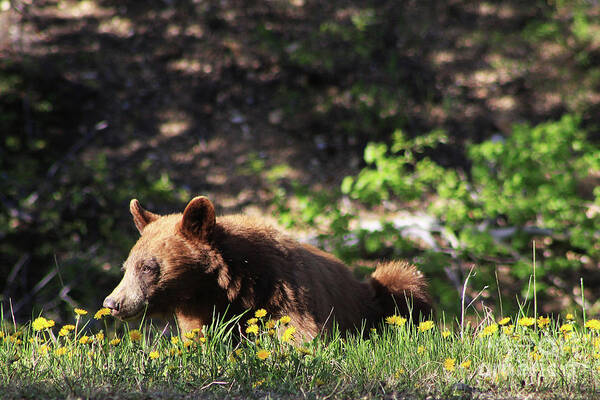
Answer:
[103,196,431,339]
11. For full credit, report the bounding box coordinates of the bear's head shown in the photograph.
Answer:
[102,196,223,321]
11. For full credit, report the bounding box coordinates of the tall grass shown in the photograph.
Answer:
[1,304,600,399]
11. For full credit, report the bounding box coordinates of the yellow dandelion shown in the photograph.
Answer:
[442,330,451,338]
[560,324,574,334]
[498,317,510,326]
[246,324,259,335]
[54,347,67,356]
[95,331,104,341]
[417,345,425,354]
[394,317,407,326]
[282,326,296,343]
[149,350,160,360]
[280,315,291,325]
[171,336,179,345]
[266,319,276,329]
[566,313,575,321]
[537,316,550,329]
[444,358,456,372]
[32,317,53,331]
[199,337,206,344]
[478,324,498,338]
[503,324,514,335]
[39,344,49,354]
[247,318,258,325]
[297,347,311,356]
[418,320,434,332]
[79,335,91,345]
[586,319,600,331]
[386,315,398,325]
[518,317,535,327]
[460,359,472,369]
[255,309,267,318]
[184,331,195,340]
[59,328,69,337]
[63,324,75,332]
[129,329,142,342]
[74,308,88,316]
[94,308,111,319]
[256,349,271,360]
[110,338,121,346]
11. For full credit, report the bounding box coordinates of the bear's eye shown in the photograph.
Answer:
[141,260,159,274]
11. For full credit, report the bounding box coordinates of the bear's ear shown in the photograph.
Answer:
[180,196,216,241]
[130,199,160,234]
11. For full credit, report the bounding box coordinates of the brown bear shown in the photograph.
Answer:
[103,196,431,338]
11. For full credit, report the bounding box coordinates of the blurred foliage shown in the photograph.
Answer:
[273,115,600,315]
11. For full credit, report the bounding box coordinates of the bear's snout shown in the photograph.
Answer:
[103,297,120,315]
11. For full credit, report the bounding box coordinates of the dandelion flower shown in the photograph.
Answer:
[149,350,160,360]
[110,338,121,346]
[246,324,259,335]
[503,324,514,335]
[39,344,49,354]
[129,329,142,342]
[95,331,104,341]
[586,319,600,331]
[79,335,91,345]
[199,337,206,344]
[184,331,195,340]
[54,347,67,356]
[518,317,535,327]
[74,308,88,316]
[460,360,471,369]
[537,316,550,329]
[418,320,434,332]
[566,313,575,321]
[94,308,111,319]
[498,317,510,326]
[444,358,456,372]
[255,309,267,318]
[442,330,451,338]
[280,315,291,325]
[266,319,276,329]
[478,324,498,338]
[386,315,398,325]
[560,324,574,334]
[171,336,179,345]
[282,326,296,343]
[32,317,54,331]
[256,349,270,360]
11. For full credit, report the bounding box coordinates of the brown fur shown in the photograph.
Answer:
[103,196,431,338]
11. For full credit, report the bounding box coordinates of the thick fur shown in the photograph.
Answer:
[103,197,431,339]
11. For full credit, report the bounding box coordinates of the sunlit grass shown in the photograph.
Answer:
[2,306,600,398]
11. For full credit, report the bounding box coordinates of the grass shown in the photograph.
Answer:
[2,306,600,399]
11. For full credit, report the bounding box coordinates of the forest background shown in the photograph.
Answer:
[1,0,600,327]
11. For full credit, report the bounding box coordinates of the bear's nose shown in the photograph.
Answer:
[103,297,119,312]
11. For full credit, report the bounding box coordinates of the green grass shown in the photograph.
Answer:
[2,306,600,399]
